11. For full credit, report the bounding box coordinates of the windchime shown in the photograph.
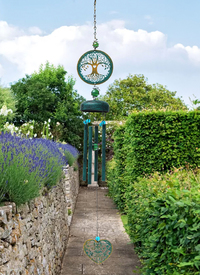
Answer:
[77,0,113,186]
[77,0,113,264]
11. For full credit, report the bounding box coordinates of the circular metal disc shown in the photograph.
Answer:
[77,50,113,85]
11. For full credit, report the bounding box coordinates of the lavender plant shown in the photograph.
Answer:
[0,132,78,206]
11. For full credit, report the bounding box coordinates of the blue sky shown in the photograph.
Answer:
[0,0,200,108]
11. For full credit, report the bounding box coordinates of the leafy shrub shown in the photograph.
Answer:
[124,110,200,181]
[0,132,78,206]
[107,125,126,211]
[125,168,200,275]
[108,110,200,212]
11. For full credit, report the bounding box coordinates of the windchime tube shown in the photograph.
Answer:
[83,124,88,181]
[102,123,106,182]
[94,126,98,181]
[88,126,93,185]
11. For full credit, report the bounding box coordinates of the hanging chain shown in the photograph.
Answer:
[93,0,99,86]
[94,0,97,41]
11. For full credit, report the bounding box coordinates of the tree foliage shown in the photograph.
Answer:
[11,62,85,148]
[102,74,187,120]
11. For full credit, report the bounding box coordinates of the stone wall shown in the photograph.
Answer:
[0,165,79,275]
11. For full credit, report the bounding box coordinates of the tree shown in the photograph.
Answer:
[11,62,85,148]
[100,74,187,120]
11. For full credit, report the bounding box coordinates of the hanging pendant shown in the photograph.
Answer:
[77,50,113,85]
[83,238,113,264]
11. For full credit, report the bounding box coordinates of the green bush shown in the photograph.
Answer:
[124,110,200,180]
[125,168,200,275]
[108,110,200,212]
[107,125,126,211]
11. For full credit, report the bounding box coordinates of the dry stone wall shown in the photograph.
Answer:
[0,165,79,275]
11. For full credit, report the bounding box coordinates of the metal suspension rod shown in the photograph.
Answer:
[83,123,88,181]
[94,125,98,181]
[88,126,93,185]
[102,123,106,182]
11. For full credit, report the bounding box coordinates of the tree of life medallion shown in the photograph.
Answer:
[77,50,113,85]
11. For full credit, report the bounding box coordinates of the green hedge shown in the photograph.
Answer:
[125,168,200,275]
[107,126,126,211]
[125,110,200,179]
[107,110,200,274]
[108,110,200,211]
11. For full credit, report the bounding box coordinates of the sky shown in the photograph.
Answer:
[0,0,200,108]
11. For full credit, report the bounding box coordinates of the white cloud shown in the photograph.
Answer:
[0,63,4,78]
[174,43,200,64]
[0,20,199,105]
[28,26,44,35]
[0,21,24,41]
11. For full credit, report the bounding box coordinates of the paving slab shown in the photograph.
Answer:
[61,187,141,275]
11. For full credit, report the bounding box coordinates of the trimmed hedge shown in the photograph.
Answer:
[124,110,200,180]
[107,110,200,274]
[108,110,200,211]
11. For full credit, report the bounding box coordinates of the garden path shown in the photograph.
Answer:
[61,187,141,275]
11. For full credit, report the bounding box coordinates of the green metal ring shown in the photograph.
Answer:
[77,50,113,85]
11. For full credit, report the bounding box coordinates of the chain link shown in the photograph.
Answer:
[94,0,97,41]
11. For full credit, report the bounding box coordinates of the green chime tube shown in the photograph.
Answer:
[88,126,93,185]
[102,123,106,182]
[83,124,88,181]
[94,126,98,181]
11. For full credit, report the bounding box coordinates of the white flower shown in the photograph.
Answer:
[34,133,37,137]
[48,119,51,123]
[7,109,13,114]
[7,124,15,130]
[15,127,18,131]
[49,133,51,136]
[51,135,53,138]
[44,121,47,125]
[30,125,34,129]
[0,105,9,116]
[26,131,30,136]
[56,122,60,126]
